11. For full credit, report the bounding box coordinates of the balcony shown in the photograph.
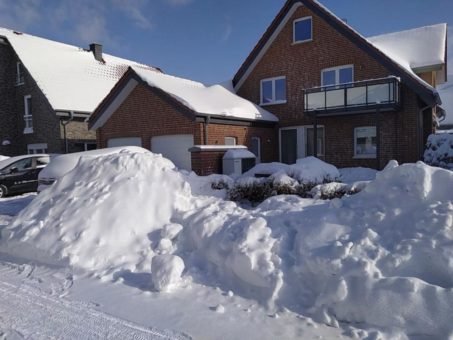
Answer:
[304,77,401,116]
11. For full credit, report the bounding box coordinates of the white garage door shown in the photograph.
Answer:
[151,134,193,170]
[107,137,142,148]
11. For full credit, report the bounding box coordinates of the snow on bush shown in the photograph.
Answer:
[229,157,344,203]
[424,133,453,170]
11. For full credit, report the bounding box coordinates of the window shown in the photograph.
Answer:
[3,158,33,173]
[321,65,354,87]
[27,143,48,154]
[354,127,376,158]
[224,137,237,146]
[293,17,312,43]
[306,127,325,157]
[250,137,261,163]
[23,95,33,134]
[260,77,286,105]
[16,62,24,85]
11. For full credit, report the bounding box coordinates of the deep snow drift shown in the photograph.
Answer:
[2,150,453,338]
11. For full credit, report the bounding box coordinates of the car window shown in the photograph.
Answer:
[35,156,50,168]
[3,158,33,172]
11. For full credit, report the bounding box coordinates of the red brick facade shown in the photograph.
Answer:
[235,4,433,169]
[96,84,276,174]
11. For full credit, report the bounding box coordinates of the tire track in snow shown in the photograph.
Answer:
[0,262,190,340]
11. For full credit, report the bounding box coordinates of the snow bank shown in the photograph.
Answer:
[3,150,453,337]
[0,155,9,162]
[2,150,192,275]
[424,133,453,169]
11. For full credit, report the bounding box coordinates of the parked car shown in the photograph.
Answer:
[38,146,148,192]
[0,154,51,198]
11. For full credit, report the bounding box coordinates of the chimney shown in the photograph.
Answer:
[89,43,103,62]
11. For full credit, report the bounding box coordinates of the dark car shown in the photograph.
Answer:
[0,154,51,198]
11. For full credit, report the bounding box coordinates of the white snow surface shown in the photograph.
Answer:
[339,167,377,184]
[133,67,278,122]
[0,27,158,113]
[2,150,453,337]
[368,23,447,74]
[0,155,9,162]
[223,149,256,159]
[241,156,340,183]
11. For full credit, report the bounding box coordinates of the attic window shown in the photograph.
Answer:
[293,17,312,43]
[16,62,24,85]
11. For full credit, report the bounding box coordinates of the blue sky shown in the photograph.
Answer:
[0,0,451,84]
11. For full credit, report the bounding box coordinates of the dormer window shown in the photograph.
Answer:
[16,62,24,85]
[293,17,312,43]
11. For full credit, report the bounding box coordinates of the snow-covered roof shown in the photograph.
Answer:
[132,67,278,122]
[438,79,453,126]
[368,24,447,84]
[0,27,158,114]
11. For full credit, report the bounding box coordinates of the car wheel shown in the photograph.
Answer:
[0,185,6,198]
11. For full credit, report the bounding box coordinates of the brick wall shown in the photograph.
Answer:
[236,4,426,168]
[96,83,277,174]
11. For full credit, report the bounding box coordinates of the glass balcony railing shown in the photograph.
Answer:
[304,77,401,114]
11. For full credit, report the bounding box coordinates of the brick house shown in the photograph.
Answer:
[89,67,278,174]
[233,0,448,169]
[0,27,158,156]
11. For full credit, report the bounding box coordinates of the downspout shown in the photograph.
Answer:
[204,115,210,145]
[61,111,74,154]
[417,104,433,160]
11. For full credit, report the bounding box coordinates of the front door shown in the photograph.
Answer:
[281,129,298,164]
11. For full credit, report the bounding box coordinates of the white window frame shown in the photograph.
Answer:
[354,126,376,159]
[27,143,48,155]
[23,95,33,134]
[293,16,313,44]
[251,136,261,163]
[224,136,237,146]
[260,76,287,106]
[16,62,24,85]
[321,64,354,87]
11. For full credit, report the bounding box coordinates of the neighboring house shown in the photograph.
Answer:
[88,67,278,174]
[437,79,453,133]
[233,0,448,169]
[0,28,158,156]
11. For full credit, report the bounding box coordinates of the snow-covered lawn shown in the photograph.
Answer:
[0,150,452,339]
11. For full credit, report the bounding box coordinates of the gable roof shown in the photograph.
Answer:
[233,0,443,107]
[368,24,448,84]
[0,27,158,115]
[89,67,278,130]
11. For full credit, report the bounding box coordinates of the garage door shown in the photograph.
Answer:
[107,137,142,148]
[151,135,193,170]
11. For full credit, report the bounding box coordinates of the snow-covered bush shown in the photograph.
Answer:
[424,133,453,169]
[229,157,345,203]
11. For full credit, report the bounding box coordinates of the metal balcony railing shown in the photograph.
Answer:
[304,76,401,115]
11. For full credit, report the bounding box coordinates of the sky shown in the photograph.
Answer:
[0,0,451,84]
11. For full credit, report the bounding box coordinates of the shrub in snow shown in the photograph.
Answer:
[151,255,185,291]
[229,158,347,203]
[423,133,453,169]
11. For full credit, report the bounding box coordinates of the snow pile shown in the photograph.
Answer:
[151,255,185,292]
[2,150,192,276]
[424,133,453,169]
[339,167,377,183]
[0,155,9,162]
